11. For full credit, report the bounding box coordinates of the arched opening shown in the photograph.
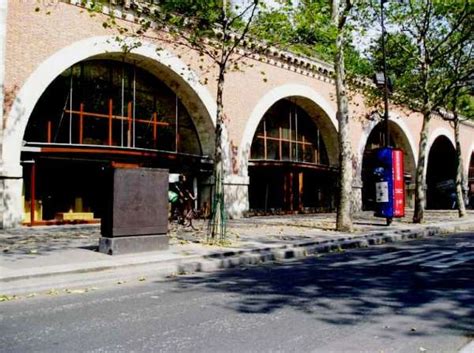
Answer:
[426,135,457,209]
[248,98,338,214]
[21,58,213,224]
[361,121,416,210]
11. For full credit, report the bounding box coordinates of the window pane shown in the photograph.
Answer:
[24,59,202,155]
[249,100,330,166]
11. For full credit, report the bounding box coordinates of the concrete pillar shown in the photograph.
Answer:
[0,2,22,229]
[0,176,23,228]
[352,179,363,212]
[224,175,249,219]
[0,0,5,124]
[406,183,415,209]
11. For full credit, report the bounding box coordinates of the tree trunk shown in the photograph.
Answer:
[413,111,430,223]
[454,117,466,217]
[208,65,226,242]
[333,2,353,232]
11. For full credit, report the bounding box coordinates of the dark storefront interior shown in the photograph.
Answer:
[248,99,337,214]
[21,59,210,224]
[426,136,457,209]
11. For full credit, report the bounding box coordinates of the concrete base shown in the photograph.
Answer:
[99,234,168,255]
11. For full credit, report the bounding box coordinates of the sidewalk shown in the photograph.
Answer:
[1,210,473,297]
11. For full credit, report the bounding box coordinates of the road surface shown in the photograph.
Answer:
[1,233,473,353]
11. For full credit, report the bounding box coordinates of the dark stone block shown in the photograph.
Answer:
[101,167,169,238]
[99,167,169,255]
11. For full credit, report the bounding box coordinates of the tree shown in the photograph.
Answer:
[261,0,357,231]
[332,0,354,231]
[379,0,473,223]
[162,0,269,242]
[256,0,372,77]
[156,0,372,234]
[438,87,473,218]
[432,13,473,217]
[257,0,373,231]
[94,0,268,242]
[449,91,468,218]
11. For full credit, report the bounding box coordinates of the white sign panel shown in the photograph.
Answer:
[375,182,389,203]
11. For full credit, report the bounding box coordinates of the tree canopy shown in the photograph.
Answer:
[252,0,373,76]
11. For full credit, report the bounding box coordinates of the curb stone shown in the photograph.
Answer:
[179,221,474,274]
[1,220,473,296]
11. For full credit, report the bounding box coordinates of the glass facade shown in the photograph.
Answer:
[248,99,336,214]
[250,100,329,165]
[24,59,202,156]
[21,59,207,225]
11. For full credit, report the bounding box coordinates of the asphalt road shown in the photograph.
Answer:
[1,233,473,353]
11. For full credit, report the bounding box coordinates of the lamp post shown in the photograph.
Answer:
[380,0,390,147]
[373,0,398,226]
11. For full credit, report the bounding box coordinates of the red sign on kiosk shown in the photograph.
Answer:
[392,149,405,217]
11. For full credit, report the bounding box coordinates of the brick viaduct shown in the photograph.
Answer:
[0,1,472,227]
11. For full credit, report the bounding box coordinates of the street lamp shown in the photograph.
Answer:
[373,0,402,227]
[374,0,391,147]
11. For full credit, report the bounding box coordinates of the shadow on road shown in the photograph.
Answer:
[173,235,474,336]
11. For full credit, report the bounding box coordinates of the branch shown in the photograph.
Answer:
[338,0,353,30]
[430,0,470,61]
[388,26,424,65]
[431,24,472,64]
[228,39,272,65]
[166,31,220,63]
[422,0,434,38]
[222,1,259,67]
[432,69,474,109]
[420,0,434,63]
[436,84,461,124]
[398,20,419,41]
[436,107,456,122]
[227,1,257,29]
[408,0,423,39]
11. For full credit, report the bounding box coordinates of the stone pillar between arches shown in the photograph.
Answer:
[352,178,363,213]
[0,164,24,229]
[224,175,249,219]
[0,0,6,129]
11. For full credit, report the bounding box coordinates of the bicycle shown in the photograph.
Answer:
[169,191,199,229]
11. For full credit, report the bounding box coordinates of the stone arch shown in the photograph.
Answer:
[3,36,218,177]
[237,84,338,178]
[237,85,339,215]
[425,127,455,177]
[427,127,455,146]
[426,132,457,209]
[1,35,224,227]
[358,116,417,210]
[357,116,417,180]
